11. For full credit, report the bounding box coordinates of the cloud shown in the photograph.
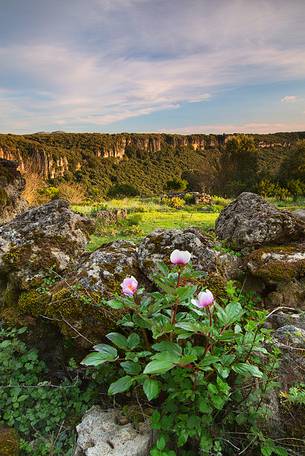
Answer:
[281,95,298,103]
[167,122,305,135]
[0,0,305,132]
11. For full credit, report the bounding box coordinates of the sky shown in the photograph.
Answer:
[0,0,305,134]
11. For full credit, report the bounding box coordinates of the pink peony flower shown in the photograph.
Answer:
[170,249,191,266]
[191,289,214,308]
[121,276,138,297]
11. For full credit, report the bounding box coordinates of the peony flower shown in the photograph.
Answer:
[191,289,214,308]
[121,276,138,297]
[170,249,191,266]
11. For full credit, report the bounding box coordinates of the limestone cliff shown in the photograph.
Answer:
[0,131,303,180]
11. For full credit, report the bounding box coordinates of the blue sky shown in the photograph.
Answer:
[0,0,305,134]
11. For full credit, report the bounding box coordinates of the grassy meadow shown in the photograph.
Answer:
[72,195,305,251]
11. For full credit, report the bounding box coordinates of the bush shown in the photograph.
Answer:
[0,326,96,455]
[108,184,139,198]
[57,183,86,204]
[82,257,285,455]
[165,178,188,192]
[183,193,195,205]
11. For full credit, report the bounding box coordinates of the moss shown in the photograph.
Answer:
[248,245,305,283]
[18,290,49,315]
[199,272,228,300]
[0,427,20,456]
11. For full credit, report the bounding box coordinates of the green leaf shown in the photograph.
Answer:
[106,332,129,350]
[199,399,211,414]
[176,285,197,301]
[127,333,140,350]
[156,436,166,451]
[233,363,263,378]
[107,299,124,309]
[216,301,243,326]
[175,321,201,332]
[93,344,118,358]
[81,351,116,367]
[120,361,141,375]
[143,359,175,375]
[143,378,161,400]
[151,350,181,364]
[152,341,182,355]
[108,376,133,395]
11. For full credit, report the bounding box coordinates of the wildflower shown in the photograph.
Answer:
[170,249,191,266]
[121,276,138,297]
[192,289,214,308]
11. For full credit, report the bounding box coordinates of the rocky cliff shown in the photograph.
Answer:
[1,131,303,181]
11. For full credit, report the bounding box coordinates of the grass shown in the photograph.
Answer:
[73,198,218,251]
[73,196,305,252]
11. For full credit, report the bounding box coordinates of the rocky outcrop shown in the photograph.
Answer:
[0,199,93,309]
[74,407,152,456]
[0,159,28,224]
[216,192,305,251]
[137,228,217,281]
[293,208,305,222]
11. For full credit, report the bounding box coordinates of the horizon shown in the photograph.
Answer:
[2,129,305,137]
[1,0,305,134]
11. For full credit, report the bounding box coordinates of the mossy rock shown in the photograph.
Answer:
[15,286,124,346]
[247,244,305,284]
[0,427,20,456]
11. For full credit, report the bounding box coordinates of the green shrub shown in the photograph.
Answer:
[0,327,97,456]
[82,257,285,455]
[183,193,195,205]
[165,178,188,192]
[108,184,139,198]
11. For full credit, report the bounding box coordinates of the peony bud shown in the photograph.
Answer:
[191,289,214,308]
[170,249,191,266]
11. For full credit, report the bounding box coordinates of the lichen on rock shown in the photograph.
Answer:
[216,192,305,251]
[137,228,217,281]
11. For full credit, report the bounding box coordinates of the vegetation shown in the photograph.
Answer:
[1,132,305,202]
[82,256,286,455]
[0,326,98,455]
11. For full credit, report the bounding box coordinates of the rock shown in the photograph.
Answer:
[0,427,20,455]
[0,199,94,309]
[74,240,141,293]
[74,406,152,456]
[215,192,305,251]
[265,280,305,309]
[0,159,28,224]
[37,240,144,344]
[215,251,244,280]
[268,310,305,330]
[138,228,217,281]
[94,209,127,224]
[246,244,305,285]
[292,208,305,222]
[272,323,305,388]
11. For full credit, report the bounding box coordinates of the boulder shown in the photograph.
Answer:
[74,406,152,456]
[0,159,28,224]
[34,240,144,343]
[0,199,94,310]
[292,209,305,222]
[216,192,305,251]
[246,244,305,285]
[137,228,217,281]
